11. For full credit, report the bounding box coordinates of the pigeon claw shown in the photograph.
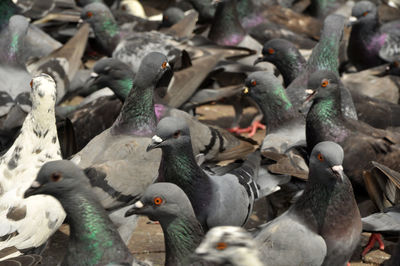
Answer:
[228,121,266,137]
[362,233,385,256]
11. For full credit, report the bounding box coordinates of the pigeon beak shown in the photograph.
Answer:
[146,135,164,152]
[125,201,145,217]
[24,181,42,198]
[253,56,266,66]
[304,89,316,102]
[211,0,221,6]
[347,16,358,26]
[77,18,84,28]
[242,86,250,95]
[331,165,344,182]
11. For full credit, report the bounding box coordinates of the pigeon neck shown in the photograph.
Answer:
[272,49,306,86]
[93,14,121,55]
[306,90,349,150]
[60,190,132,265]
[159,139,213,223]
[307,22,343,74]
[111,78,157,137]
[161,215,204,266]
[293,175,358,236]
[113,77,133,101]
[255,83,299,133]
[208,0,246,46]
[236,0,263,29]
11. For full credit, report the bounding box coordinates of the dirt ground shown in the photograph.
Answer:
[40,103,397,265]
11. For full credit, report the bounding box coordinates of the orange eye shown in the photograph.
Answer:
[162,61,168,69]
[362,11,369,16]
[394,61,400,68]
[30,80,33,88]
[216,242,227,250]
[268,48,275,54]
[321,79,329,87]
[86,11,93,18]
[153,197,163,206]
[317,153,324,162]
[51,172,62,182]
[251,80,257,86]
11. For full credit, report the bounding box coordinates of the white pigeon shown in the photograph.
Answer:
[0,74,66,260]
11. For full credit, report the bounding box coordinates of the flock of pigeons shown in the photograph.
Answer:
[0,0,400,265]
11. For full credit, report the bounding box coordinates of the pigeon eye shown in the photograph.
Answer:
[362,11,369,17]
[86,11,93,18]
[251,80,257,86]
[51,172,62,182]
[216,242,227,250]
[173,130,181,138]
[321,79,329,88]
[162,61,168,69]
[30,80,33,88]
[394,61,400,68]
[317,153,324,162]
[268,48,275,54]
[153,197,163,206]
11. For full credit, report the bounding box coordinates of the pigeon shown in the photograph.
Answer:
[256,38,400,129]
[70,52,169,212]
[195,226,263,266]
[125,183,210,266]
[253,141,361,266]
[242,71,306,158]
[0,74,65,260]
[305,70,400,190]
[283,14,356,118]
[348,1,400,71]
[147,116,277,230]
[80,2,183,72]
[83,57,255,162]
[24,160,149,266]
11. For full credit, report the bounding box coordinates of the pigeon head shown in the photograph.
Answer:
[349,1,377,25]
[80,2,113,24]
[147,116,191,152]
[161,7,185,28]
[136,52,172,87]
[195,226,260,264]
[309,141,345,184]
[125,183,195,221]
[305,70,340,103]
[244,71,293,113]
[386,60,400,76]
[24,160,90,199]
[30,73,57,111]
[83,58,134,101]
[80,3,119,54]
[255,39,296,65]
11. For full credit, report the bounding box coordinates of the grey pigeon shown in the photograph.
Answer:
[243,71,305,158]
[24,160,150,266]
[348,1,400,71]
[70,52,171,243]
[253,141,361,266]
[0,74,65,259]
[147,116,278,230]
[82,57,255,162]
[195,226,263,266]
[305,70,400,190]
[126,183,212,266]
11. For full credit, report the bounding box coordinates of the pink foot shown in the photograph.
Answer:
[362,233,385,256]
[228,121,266,137]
